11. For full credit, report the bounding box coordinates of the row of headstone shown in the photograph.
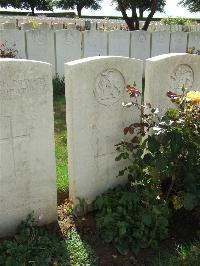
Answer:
[0,53,199,237]
[1,16,200,32]
[65,53,200,208]
[1,29,200,76]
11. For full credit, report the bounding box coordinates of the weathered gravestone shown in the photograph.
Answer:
[55,30,82,77]
[145,53,200,115]
[131,30,151,60]
[83,31,107,58]
[65,56,143,209]
[108,31,130,57]
[26,30,56,75]
[151,31,170,57]
[0,59,57,237]
[170,32,188,53]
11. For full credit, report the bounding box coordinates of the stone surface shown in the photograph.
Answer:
[0,59,57,237]
[65,56,143,208]
[1,22,16,30]
[131,30,151,60]
[151,31,170,57]
[188,32,200,50]
[0,30,26,59]
[145,53,200,115]
[55,30,82,77]
[83,31,107,57]
[108,31,130,57]
[26,30,56,74]
[170,32,188,53]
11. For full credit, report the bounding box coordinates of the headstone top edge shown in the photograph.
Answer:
[65,56,143,67]
[146,53,197,63]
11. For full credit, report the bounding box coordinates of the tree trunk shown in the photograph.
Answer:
[142,0,157,31]
[77,6,82,17]
[139,8,144,20]
[30,5,35,16]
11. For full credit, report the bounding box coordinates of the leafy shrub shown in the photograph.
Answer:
[53,74,65,97]
[94,85,200,255]
[0,214,69,265]
[0,41,18,58]
[94,185,169,255]
[161,17,192,26]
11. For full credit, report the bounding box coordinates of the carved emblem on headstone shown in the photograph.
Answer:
[94,69,125,106]
[171,64,194,89]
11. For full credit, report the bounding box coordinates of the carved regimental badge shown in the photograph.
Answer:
[94,69,125,106]
[171,64,194,90]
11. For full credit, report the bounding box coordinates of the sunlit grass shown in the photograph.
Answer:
[54,95,68,192]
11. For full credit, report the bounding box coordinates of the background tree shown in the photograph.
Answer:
[113,0,166,31]
[55,0,102,17]
[179,0,200,12]
[0,0,53,16]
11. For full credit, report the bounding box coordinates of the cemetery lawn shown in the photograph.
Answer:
[54,95,69,194]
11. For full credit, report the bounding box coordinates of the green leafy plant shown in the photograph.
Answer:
[53,74,65,97]
[94,85,200,255]
[161,16,192,25]
[0,214,69,265]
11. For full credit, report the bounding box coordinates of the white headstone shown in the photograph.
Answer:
[1,22,16,30]
[26,30,56,75]
[108,31,130,57]
[0,59,57,237]
[65,56,143,208]
[170,32,188,53]
[21,22,33,30]
[0,30,26,59]
[55,30,82,77]
[131,30,151,60]
[83,31,107,57]
[145,53,200,115]
[38,22,50,30]
[151,31,170,57]
[188,32,200,51]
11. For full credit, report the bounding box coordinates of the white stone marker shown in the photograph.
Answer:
[188,32,200,50]
[0,59,57,237]
[151,31,170,57]
[170,32,188,53]
[108,31,130,57]
[55,30,82,77]
[21,22,33,30]
[0,30,26,59]
[26,30,56,74]
[1,22,16,30]
[131,30,151,60]
[65,56,143,208]
[83,31,107,58]
[145,53,200,115]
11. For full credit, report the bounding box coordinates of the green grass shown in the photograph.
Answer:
[66,230,98,265]
[154,241,200,266]
[54,95,68,192]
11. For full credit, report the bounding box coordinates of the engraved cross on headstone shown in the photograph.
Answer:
[0,116,29,177]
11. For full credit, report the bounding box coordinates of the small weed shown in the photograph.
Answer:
[154,241,200,266]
